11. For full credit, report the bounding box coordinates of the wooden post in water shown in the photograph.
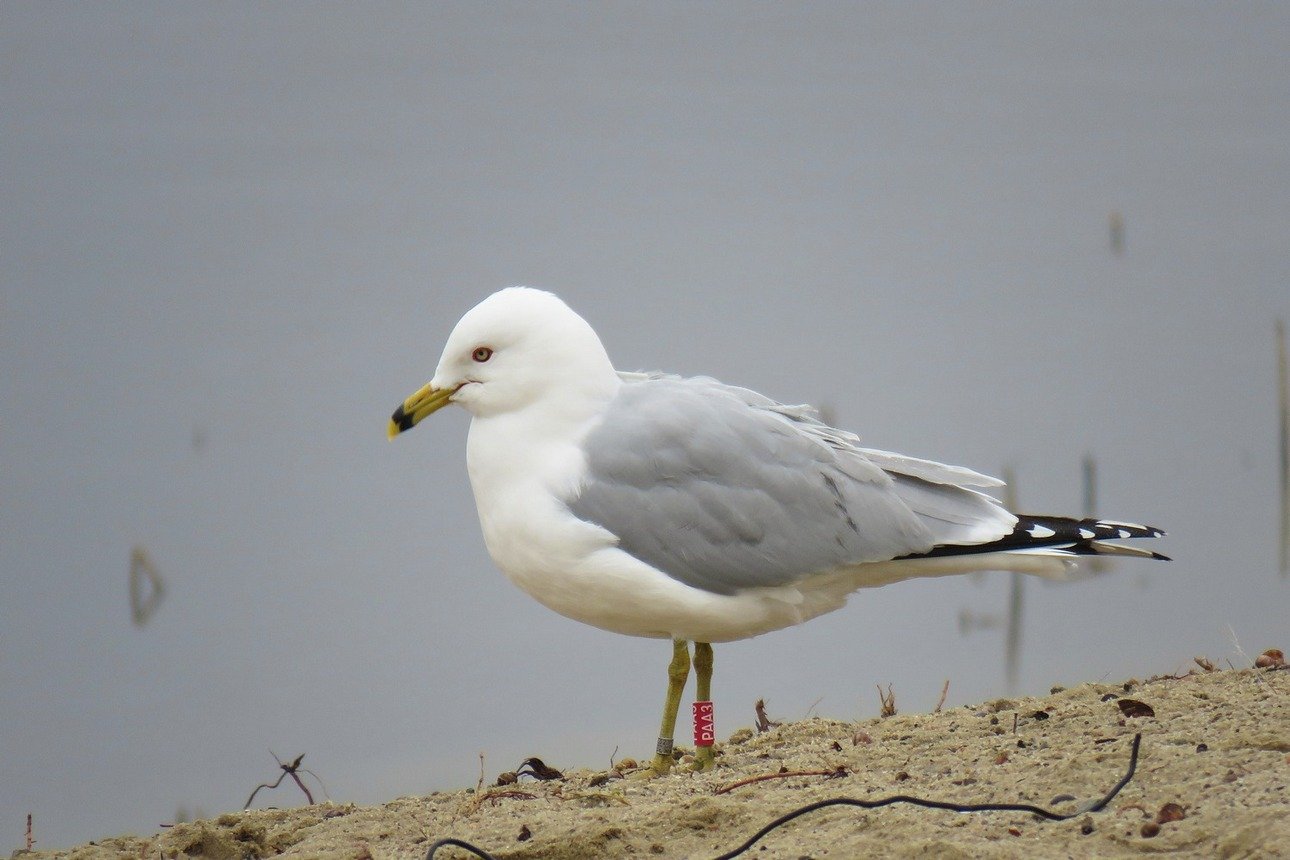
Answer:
[1109,210,1125,256]
[1082,454,1097,517]
[1082,454,1109,574]
[1001,466,1023,691]
[1278,320,1288,576]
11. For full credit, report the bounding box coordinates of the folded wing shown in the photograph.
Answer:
[568,375,1021,595]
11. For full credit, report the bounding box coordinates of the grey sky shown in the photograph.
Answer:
[2,2,1288,850]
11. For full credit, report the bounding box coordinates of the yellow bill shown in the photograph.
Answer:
[388,382,455,439]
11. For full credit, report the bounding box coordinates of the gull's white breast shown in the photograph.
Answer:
[463,406,851,642]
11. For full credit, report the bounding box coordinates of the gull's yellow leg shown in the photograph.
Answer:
[645,639,690,775]
[692,641,716,771]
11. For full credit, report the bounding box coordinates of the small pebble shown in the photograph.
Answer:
[1255,648,1285,668]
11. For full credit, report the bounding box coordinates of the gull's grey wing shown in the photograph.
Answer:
[567,375,1016,595]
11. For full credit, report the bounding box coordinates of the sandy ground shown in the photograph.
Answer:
[17,665,1289,860]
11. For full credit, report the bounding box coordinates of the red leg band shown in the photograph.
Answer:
[693,700,715,747]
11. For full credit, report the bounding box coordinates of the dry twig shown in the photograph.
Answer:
[481,790,538,805]
[754,699,780,733]
[243,753,325,809]
[877,684,897,717]
[715,766,849,795]
[933,679,950,713]
[515,757,563,781]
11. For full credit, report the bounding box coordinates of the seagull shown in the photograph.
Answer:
[388,287,1167,775]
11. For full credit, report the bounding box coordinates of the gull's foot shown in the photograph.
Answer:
[689,746,716,772]
[629,753,676,779]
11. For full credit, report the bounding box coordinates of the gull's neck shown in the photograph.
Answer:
[463,370,622,581]
[465,371,621,509]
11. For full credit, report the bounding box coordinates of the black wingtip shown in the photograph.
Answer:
[898,515,1169,561]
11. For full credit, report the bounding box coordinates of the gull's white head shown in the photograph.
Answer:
[388,287,618,434]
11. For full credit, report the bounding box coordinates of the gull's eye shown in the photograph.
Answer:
[472,346,494,363]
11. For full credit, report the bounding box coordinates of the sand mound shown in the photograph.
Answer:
[18,666,1288,859]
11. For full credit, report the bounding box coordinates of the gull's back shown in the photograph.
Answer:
[566,374,1019,595]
